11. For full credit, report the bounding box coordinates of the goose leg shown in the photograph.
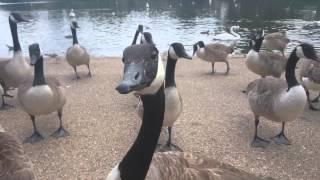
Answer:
[211,62,215,74]
[251,116,270,148]
[87,64,92,77]
[306,89,319,111]
[159,127,182,152]
[272,122,291,145]
[311,92,320,103]
[225,61,230,75]
[0,95,13,110]
[73,66,80,79]
[23,115,44,144]
[51,109,69,138]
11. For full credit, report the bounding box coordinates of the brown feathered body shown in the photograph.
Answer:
[66,44,90,67]
[195,43,234,63]
[263,32,290,53]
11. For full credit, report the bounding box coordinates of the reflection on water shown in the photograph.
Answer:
[0,0,320,57]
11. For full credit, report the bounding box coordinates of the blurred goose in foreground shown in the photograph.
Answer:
[66,20,91,79]
[212,25,241,41]
[262,31,290,56]
[0,13,32,109]
[107,43,274,180]
[193,41,234,74]
[246,31,287,78]
[247,43,318,148]
[0,124,35,179]
[299,58,320,110]
[18,44,68,144]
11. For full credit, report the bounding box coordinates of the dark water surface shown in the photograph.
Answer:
[1,0,320,57]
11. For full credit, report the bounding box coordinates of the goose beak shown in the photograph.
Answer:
[181,51,192,60]
[116,62,146,94]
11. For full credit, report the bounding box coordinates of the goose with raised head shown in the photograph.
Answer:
[212,25,240,41]
[137,43,192,152]
[0,13,32,108]
[262,31,290,56]
[193,41,233,74]
[18,44,68,144]
[246,31,287,78]
[299,58,320,110]
[0,124,35,180]
[66,20,91,79]
[107,43,274,180]
[247,43,318,148]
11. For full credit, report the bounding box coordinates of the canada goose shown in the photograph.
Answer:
[69,9,76,20]
[107,43,274,180]
[131,24,144,45]
[246,31,287,78]
[66,20,91,79]
[193,41,233,74]
[212,25,241,41]
[262,31,290,56]
[299,59,320,110]
[247,43,318,148]
[18,44,68,144]
[0,124,36,180]
[137,43,192,151]
[0,13,31,91]
[131,24,154,45]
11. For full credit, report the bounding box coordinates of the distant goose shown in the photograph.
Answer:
[246,31,287,78]
[212,26,241,41]
[66,20,91,79]
[0,124,36,179]
[262,31,290,56]
[18,44,68,144]
[69,9,76,20]
[0,13,32,108]
[299,59,320,110]
[193,41,234,74]
[108,43,274,180]
[247,43,318,148]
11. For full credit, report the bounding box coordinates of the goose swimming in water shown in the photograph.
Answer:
[66,20,91,79]
[0,13,32,109]
[107,43,274,180]
[212,26,241,41]
[18,44,68,144]
[247,43,318,148]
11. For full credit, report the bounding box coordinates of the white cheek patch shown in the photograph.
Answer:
[141,34,147,44]
[138,54,165,95]
[296,46,306,59]
[9,15,17,23]
[106,164,121,180]
[168,46,179,60]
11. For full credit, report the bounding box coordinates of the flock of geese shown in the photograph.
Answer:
[0,10,319,180]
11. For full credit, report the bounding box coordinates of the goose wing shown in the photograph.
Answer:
[265,32,290,44]
[307,63,320,83]
[203,44,229,60]
[148,152,274,180]
[0,132,35,180]
[46,77,66,109]
[258,52,287,77]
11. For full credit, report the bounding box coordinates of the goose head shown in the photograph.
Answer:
[193,41,205,55]
[9,12,29,24]
[141,32,154,44]
[29,43,41,66]
[295,43,318,61]
[168,43,192,60]
[116,44,164,95]
[249,30,264,50]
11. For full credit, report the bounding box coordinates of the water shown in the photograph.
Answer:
[1,0,320,57]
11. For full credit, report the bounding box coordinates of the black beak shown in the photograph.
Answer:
[181,50,192,60]
[29,54,38,65]
[116,62,145,94]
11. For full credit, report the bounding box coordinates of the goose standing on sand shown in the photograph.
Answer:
[0,13,32,109]
[262,31,290,56]
[247,43,318,148]
[212,25,241,41]
[0,124,35,180]
[299,59,320,110]
[246,31,287,78]
[66,20,91,79]
[18,44,68,144]
[193,41,233,74]
[107,43,274,180]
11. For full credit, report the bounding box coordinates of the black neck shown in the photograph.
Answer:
[33,56,47,86]
[285,49,299,90]
[131,30,139,45]
[252,39,263,52]
[9,20,21,52]
[119,85,165,180]
[71,27,78,45]
[165,56,177,87]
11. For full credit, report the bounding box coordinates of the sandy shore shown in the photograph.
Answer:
[0,56,319,180]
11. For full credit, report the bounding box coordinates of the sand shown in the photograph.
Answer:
[0,56,319,180]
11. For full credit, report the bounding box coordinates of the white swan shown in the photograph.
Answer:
[212,26,240,41]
